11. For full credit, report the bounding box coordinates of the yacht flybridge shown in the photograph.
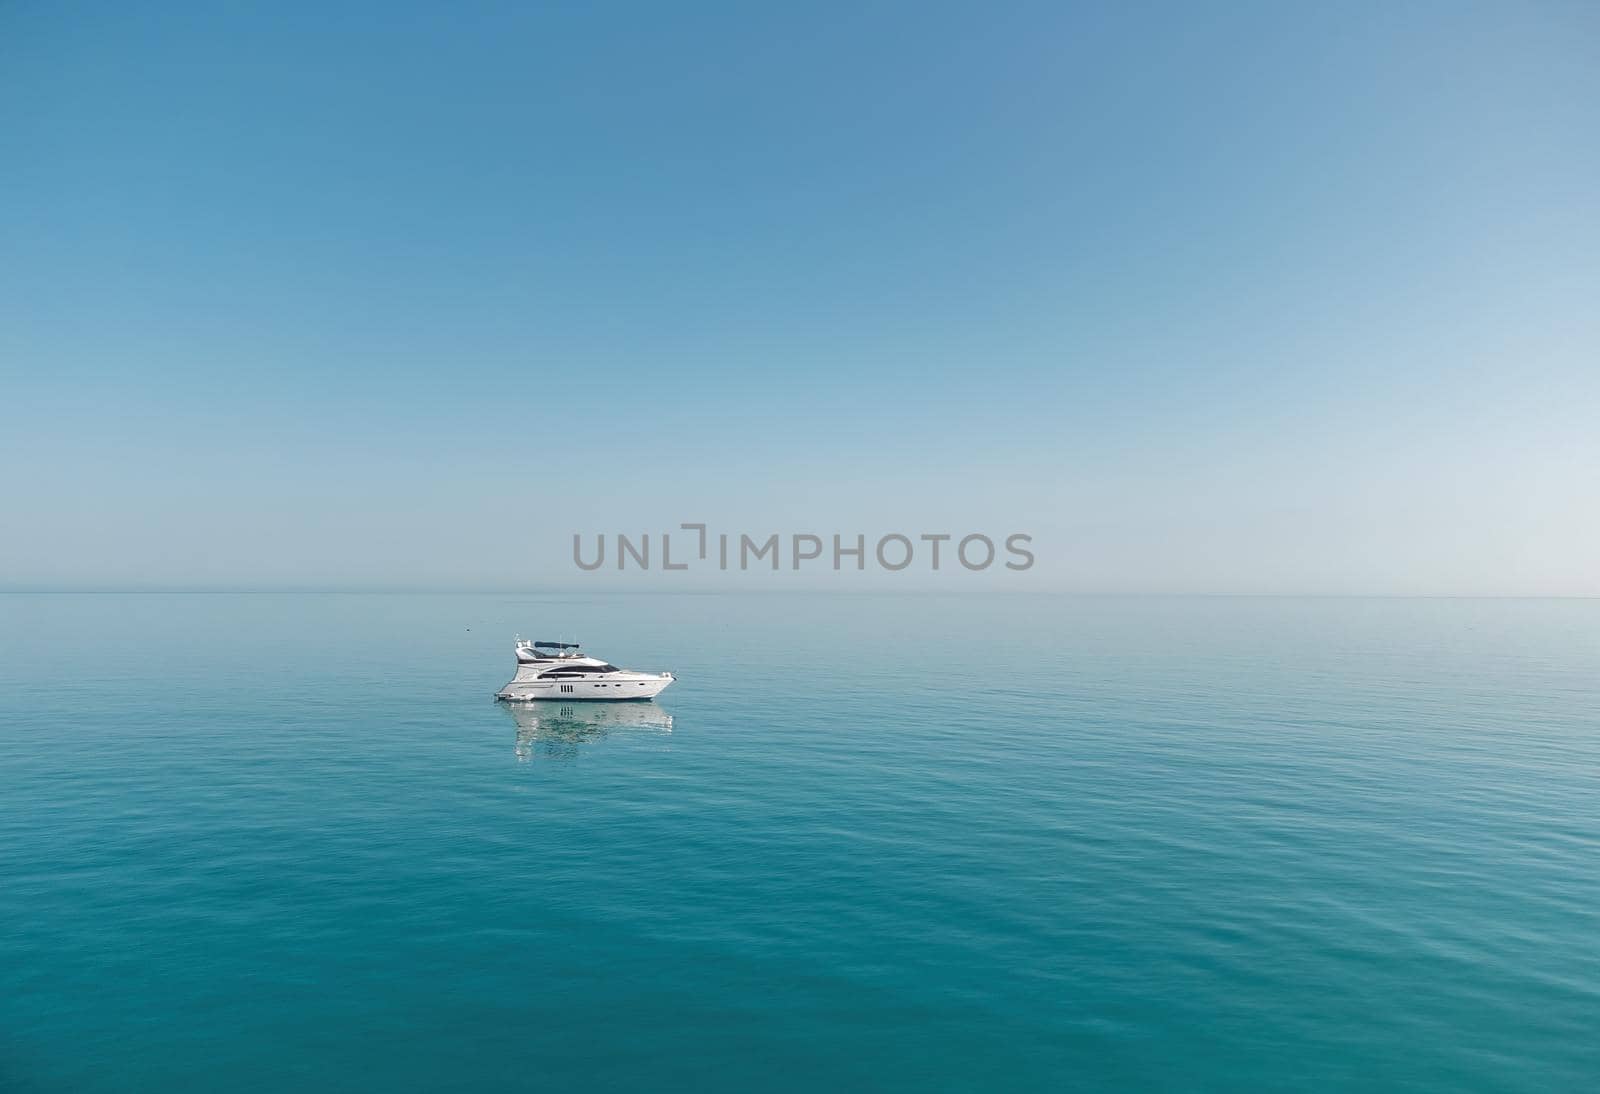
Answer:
[496,639,675,702]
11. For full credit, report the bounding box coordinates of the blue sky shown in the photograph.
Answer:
[2,1,1597,592]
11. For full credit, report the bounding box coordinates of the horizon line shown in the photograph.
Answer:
[1,588,1597,600]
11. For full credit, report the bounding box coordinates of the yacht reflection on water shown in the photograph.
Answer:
[505,700,674,762]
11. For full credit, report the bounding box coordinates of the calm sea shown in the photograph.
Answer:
[1,593,1596,1092]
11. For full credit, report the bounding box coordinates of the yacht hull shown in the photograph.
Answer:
[496,668,674,702]
[503,694,661,702]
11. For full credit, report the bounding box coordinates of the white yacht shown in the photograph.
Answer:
[496,639,675,702]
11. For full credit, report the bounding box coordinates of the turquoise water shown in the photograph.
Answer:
[2,593,1597,1092]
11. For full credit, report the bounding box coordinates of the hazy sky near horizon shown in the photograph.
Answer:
[3,1,1597,593]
